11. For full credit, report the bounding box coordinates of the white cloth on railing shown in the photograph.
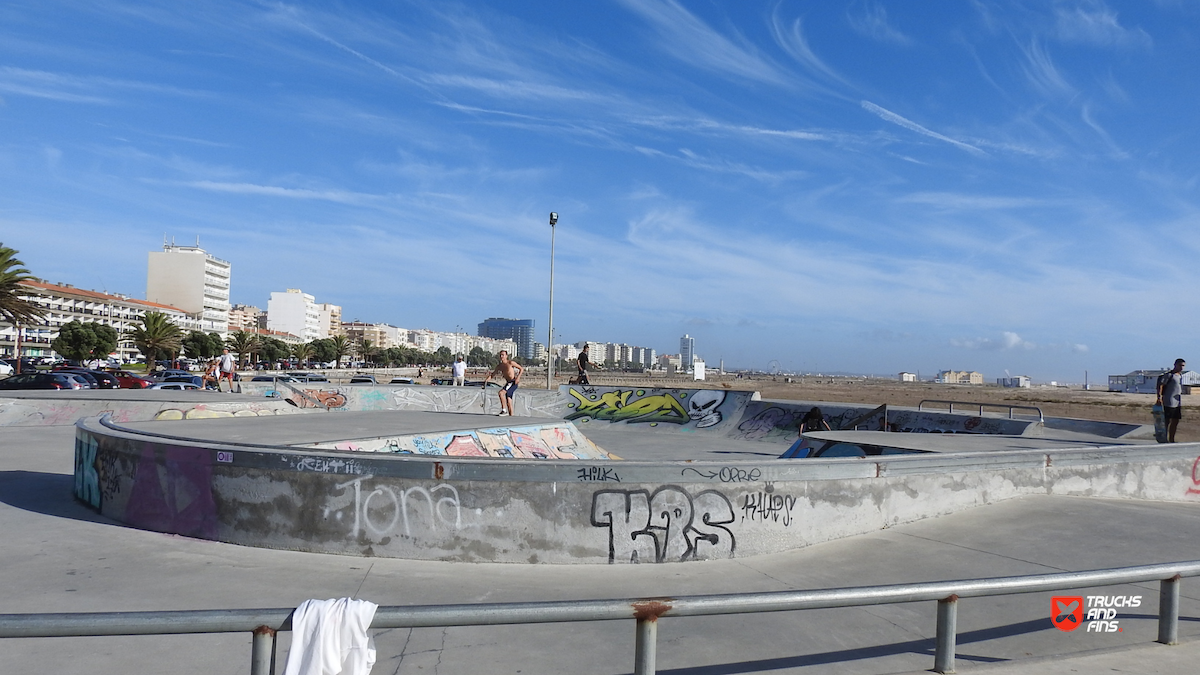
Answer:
[283,597,378,675]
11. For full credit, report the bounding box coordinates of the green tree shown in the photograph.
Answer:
[292,342,314,366]
[258,337,290,364]
[125,311,183,365]
[225,330,260,369]
[0,245,48,373]
[182,331,216,360]
[330,334,351,368]
[356,339,376,366]
[467,346,490,367]
[89,324,118,361]
[310,338,335,364]
[52,320,98,363]
[433,346,453,366]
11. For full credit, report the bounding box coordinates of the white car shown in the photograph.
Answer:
[0,361,13,376]
[147,382,201,390]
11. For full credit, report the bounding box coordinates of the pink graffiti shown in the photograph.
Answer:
[124,445,218,538]
[1188,456,1200,495]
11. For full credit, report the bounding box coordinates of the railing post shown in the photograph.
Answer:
[251,625,276,675]
[934,594,958,674]
[634,616,658,675]
[1158,575,1181,645]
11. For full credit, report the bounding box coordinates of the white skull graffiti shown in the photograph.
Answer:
[687,390,726,428]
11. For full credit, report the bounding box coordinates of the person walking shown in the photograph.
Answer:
[483,350,523,417]
[218,348,237,392]
[451,355,467,386]
[1157,358,1186,442]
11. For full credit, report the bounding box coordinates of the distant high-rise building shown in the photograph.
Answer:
[680,334,695,370]
[478,318,535,359]
[267,289,321,342]
[146,243,231,334]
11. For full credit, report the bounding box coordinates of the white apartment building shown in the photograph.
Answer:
[267,289,322,342]
[2,280,198,361]
[316,303,343,339]
[146,243,231,335]
[343,322,404,349]
[228,304,261,332]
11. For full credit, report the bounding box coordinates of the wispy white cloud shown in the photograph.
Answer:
[847,3,913,46]
[951,331,1037,351]
[1019,40,1076,98]
[180,181,383,206]
[635,146,808,183]
[1054,4,1152,48]
[1080,102,1129,159]
[898,192,1060,210]
[861,101,987,156]
[768,12,852,88]
[614,0,789,85]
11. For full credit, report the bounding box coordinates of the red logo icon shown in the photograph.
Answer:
[1052,596,1084,631]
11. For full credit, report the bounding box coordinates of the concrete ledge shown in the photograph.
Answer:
[0,391,310,426]
[73,413,1200,564]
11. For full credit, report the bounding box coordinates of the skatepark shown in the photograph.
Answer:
[3,382,1200,673]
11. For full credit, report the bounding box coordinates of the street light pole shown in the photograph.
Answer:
[547,212,558,390]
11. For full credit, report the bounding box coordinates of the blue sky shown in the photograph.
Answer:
[2,1,1198,381]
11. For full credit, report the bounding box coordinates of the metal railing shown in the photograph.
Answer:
[919,399,1045,423]
[1,560,1195,675]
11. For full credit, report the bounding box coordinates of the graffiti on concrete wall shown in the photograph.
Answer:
[123,446,219,539]
[565,388,729,428]
[153,406,297,421]
[325,475,462,539]
[740,487,797,526]
[590,486,736,563]
[311,423,611,460]
[1188,456,1200,496]
[73,433,100,509]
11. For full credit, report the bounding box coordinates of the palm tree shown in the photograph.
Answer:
[225,330,260,369]
[292,342,315,368]
[126,311,183,366]
[356,338,376,367]
[0,246,48,374]
[330,334,351,368]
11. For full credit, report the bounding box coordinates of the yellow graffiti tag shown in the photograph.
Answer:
[566,389,688,425]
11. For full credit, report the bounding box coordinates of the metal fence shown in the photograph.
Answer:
[918,399,1045,423]
[2,560,1196,675]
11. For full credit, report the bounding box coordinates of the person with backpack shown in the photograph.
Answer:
[1157,358,1187,442]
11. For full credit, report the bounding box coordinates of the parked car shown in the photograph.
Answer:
[389,377,415,385]
[162,375,206,388]
[52,367,99,388]
[288,373,329,383]
[107,370,154,389]
[251,375,300,382]
[0,372,84,390]
[147,382,201,390]
[349,375,377,384]
[0,361,12,376]
[151,369,193,381]
[55,367,120,389]
[58,373,93,389]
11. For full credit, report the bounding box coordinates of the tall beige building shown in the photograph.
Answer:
[146,243,231,335]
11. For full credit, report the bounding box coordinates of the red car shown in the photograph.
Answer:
[107,369,155,389]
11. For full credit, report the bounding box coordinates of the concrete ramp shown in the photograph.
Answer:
[0,390,309,426]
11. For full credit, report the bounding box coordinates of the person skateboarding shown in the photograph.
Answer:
[483,350,523,417]
[576,344,601,385]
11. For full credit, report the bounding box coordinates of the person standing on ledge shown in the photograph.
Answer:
[1157,358,1186,442]
[218,348,237,392]
[451,355,467,386]
[483,350,523,417]
[577,344,601,385]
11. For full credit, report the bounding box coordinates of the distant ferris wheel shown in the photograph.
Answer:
[768,359,781,375]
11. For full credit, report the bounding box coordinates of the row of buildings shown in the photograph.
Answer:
[2,242,686,367]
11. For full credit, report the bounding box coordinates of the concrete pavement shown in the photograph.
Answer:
[4,425,1200,674]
